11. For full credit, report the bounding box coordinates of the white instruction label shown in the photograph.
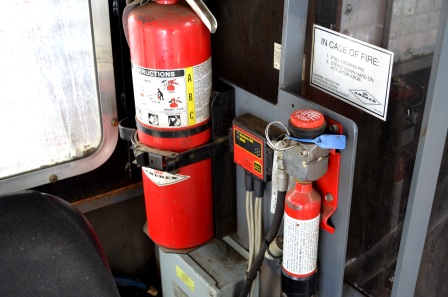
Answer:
[132,58,212,128]
[273,42,282,70]
[311,25,394,121]
[143,168,190,187]
[282,213,320,276]
[270,150,280,214]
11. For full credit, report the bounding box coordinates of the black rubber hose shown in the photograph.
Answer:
[238,189,287,297]
[245,171,254,192]
[253,177,265,198]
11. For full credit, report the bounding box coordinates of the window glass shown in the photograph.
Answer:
[0,0,101,179]
[388,0,442,64]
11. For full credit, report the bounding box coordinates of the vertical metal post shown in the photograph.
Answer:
[278,0,309,95]
[391,2,448,296]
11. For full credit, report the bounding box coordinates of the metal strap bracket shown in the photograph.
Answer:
[130,135,229,172]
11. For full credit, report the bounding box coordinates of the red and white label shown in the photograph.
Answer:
[282,212,320,276]
[143,168,190,187]
[132,58,212,128]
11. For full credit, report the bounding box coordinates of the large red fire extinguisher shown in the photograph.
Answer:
[126,0,214,250]
[281,110,327,296]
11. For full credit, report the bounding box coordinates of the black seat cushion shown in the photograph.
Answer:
[0,190,120,297]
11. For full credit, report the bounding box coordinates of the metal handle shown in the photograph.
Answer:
[186,0,217,33]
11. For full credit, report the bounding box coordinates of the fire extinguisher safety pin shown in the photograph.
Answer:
[265,121,298,152]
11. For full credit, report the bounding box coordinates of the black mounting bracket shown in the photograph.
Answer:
[129,135,229,172]
[119,78,236,239]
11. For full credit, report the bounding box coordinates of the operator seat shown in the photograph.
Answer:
[0,190,120,297]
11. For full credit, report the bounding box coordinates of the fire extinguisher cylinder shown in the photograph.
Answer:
[127,0,214,250]
[280,109,327,297]
[281,182,320,297]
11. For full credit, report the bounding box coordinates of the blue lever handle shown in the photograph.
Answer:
[288,134,346,150]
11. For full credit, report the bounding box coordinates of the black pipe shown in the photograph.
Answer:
[238,189,286,297]
[253,177,265,198]
[245,171,254,192]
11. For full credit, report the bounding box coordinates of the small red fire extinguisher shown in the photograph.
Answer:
[124,0,217,250]
[282,182,320,296]
[281,109,327,296]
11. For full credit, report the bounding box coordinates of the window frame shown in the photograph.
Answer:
[0,0,117,194]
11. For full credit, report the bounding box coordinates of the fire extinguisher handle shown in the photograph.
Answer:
[186,0,218,33]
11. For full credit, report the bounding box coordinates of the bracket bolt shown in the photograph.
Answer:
[330,124,340,133]
[325,193,334,202]
[111,118,119,127]
[49,174,58,183]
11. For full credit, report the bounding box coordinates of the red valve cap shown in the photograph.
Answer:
[288,109,326,138]
[290,109,325,129]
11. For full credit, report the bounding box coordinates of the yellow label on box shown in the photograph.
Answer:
[176,265,195,292]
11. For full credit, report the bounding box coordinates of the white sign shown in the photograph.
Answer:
[310,25,394,121]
